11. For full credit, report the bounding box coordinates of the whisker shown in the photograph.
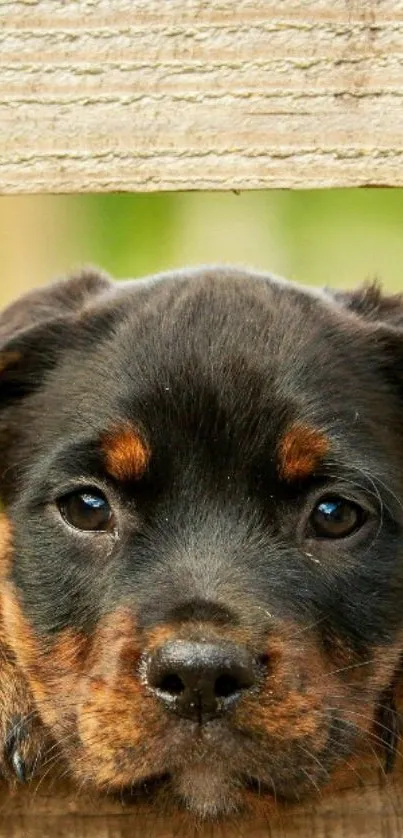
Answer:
[323,658,374,679]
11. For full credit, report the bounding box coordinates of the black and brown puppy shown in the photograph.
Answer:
[0,266,403,819]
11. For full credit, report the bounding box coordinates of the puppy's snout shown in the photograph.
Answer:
[146,640,256,721]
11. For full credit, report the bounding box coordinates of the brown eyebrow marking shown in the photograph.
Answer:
[277,423,329,482]
[101,422,150,481]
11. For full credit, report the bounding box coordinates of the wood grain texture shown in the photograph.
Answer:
[1,761,403,838]
[1,0,403,193]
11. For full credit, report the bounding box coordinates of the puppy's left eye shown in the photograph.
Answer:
[58,490,115,532]
[309,496,365,539]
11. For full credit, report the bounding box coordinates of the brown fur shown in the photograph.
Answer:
[277,423,329,482]
[0,352,21,374]
[0,514,12,578]
[0,592,163,787]
[101,423,150,482]
[0,524,47,780]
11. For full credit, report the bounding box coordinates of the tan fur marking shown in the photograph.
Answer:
[278,423,329,481]
[0,515,12,578]
[0,577,48,778]
[0,351,21,374]
[1,585,86,726]
[101,422,150,481]
[0,595,164,788]
[146,624,179,652]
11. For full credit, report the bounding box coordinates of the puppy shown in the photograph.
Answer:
[0,266,403,819]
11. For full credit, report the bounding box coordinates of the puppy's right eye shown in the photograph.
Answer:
[58,490,114,532]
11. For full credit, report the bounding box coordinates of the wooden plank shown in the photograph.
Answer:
[1,0,403,193]
[1,759,403,837]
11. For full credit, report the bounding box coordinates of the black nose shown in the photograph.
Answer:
[146,639,256,721]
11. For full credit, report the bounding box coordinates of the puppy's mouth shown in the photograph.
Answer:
[111,707,354,817]
[114,721,276,815]
[121,771,275,798]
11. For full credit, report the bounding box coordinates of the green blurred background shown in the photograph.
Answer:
[1,189,402,307]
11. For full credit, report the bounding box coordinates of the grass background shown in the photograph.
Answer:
[1,189,403,306]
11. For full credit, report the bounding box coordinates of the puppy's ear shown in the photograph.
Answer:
[0,267,112,344]
[327,280,403,395]
[0,268,113,402]
[328,281,403,330]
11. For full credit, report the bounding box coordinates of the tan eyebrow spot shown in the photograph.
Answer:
[277,423,329,482]
[101,423,150,481]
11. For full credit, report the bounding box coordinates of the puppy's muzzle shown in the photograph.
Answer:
[146,640,256,721]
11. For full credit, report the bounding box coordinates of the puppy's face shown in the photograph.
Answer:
[1,267,403,819]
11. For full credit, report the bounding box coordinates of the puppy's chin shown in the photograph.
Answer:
[173,763,243,819]
[121,764,273,820]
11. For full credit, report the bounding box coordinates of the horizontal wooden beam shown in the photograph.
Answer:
[3,761,403,837]
[1,0,403,193]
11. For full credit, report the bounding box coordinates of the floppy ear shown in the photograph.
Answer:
[0,268,113,402]
[328,281,403,330]
[0,267,112,343]
[0,269,114,498]
[327,280,403,399]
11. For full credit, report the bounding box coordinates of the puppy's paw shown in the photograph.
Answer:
[0,519,49,783]
[3,715,43,783]
[0,649,47,784]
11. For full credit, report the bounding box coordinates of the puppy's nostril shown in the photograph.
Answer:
[158,673,185,696]
[214,673,241,698]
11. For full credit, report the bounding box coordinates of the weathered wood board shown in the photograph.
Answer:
[0,773,400,838]
[1,0,403,192]
[0,759,403,838]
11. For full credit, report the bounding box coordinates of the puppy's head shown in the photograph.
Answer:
[1,266,403,819]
